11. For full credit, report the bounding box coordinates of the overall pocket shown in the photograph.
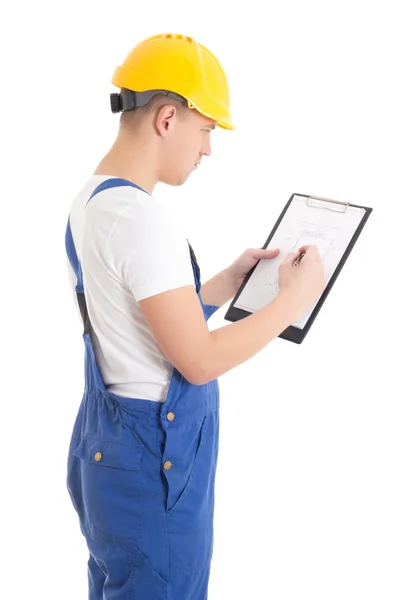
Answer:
[166,411,220,573]
[166,415,210,515]
[71,434,144,547]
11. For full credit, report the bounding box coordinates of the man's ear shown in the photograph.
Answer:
[155,105,178,137]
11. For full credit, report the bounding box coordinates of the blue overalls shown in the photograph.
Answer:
[65,178,220,600]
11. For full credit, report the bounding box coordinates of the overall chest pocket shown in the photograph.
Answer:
[70,434,144,547]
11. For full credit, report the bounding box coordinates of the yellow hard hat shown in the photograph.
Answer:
[110,33,235,130]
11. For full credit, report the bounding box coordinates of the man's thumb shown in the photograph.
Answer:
[257,247,280,257]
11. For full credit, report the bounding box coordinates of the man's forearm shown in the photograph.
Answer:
[200,268,239,307]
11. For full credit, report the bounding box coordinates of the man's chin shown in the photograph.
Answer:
[162,173,190,187]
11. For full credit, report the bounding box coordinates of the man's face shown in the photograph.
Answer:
[159,108,216,186]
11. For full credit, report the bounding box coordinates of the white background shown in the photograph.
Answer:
[2,1,399,598]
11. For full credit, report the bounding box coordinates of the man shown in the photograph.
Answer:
[65,33,324,600]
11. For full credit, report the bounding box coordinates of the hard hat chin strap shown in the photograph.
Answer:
[110,89,187,113]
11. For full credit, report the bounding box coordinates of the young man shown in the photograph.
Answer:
[65,33,324,600]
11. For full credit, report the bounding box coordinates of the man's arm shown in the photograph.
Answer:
[137,246,325,385]
[199,268,239,307]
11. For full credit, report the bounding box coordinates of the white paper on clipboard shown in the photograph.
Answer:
[233,195,366,329]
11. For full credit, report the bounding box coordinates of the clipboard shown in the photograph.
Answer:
[224,193,373,344]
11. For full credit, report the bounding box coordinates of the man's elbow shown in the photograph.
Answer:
[181,358,215,386]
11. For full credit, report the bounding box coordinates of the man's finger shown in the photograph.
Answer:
[280,252,299,266]
[263,248,280,258]
[297,245,320,262]
[297,244,318,256]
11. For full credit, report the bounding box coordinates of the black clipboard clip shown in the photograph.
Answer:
[307,195,349,213]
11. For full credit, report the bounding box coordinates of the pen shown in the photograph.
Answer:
[293,251,305,266]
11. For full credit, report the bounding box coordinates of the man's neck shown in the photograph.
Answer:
[93,136,158,195]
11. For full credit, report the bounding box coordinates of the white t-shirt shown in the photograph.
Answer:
[67,174,195,402]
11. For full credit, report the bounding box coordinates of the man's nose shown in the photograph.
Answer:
[202,140,212,157]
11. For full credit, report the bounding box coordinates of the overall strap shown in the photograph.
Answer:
[65,217,90,332]
[84,177,150,206]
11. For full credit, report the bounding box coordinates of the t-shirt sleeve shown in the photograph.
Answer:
[106,202,195,301]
